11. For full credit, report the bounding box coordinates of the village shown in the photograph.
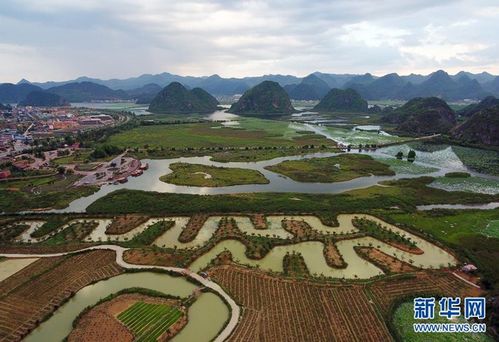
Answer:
[0,105,141,186]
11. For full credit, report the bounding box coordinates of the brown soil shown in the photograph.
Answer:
[249,214,267,229]
[0,251,123,341]
[123,248,185,268]
[282,219,312,238]
[323,241,347,268]
[356,247,418,273]
[106,214,150,235]
[385,240,424,255]
[208,265,482,342]
[0,243,97,254]
[178,214,208,243]
[68,293,186,342]
[213,217,241,238]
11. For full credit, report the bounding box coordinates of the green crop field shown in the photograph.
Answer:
[392,302,492,342]
[482,220,499,238]
[117,301,183,342]
[106,120,331,149]
[387,210,499,244]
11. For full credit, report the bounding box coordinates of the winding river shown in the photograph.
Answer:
[53,151,451,213]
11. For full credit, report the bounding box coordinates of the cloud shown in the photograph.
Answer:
[0,0,498,82]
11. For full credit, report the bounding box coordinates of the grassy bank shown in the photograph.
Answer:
[160,163,269,187]
[86,177,498,216]
[0,174,98,213]
[265,154,394,182]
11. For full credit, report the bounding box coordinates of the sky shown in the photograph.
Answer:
[1,0,498,82]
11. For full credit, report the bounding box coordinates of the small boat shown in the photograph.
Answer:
[117,177,128,183]
[139,162,149,170]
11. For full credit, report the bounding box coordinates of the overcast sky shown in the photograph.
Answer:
[1,0,498,82]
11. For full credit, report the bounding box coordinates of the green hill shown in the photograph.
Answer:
[148,82,219,114]
[284,74,330,100]
[452,105,499,146]
[458,96,499,117]
[313,88,368,112]
[47,81,128,102]
[382,97,456,135]
[18,91,68,107]
[0,83,43,103]
[228,81,294,115]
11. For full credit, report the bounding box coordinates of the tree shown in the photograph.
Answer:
[396,151,404,160]
[407,150,416,162]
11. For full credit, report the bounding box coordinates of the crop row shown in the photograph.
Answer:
[0,251,122,341]
[118,301,182,341]
[209,266,392,341]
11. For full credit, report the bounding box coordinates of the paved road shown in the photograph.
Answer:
[0,245,240,342]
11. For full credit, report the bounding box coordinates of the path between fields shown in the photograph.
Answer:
[0,245,240,342]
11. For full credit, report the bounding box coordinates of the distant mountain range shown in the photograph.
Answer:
[2,69,499,103]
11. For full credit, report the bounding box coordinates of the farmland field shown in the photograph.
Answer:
[208,265,479,341]
[0,251,122,341]
[106,120,332,149]
[118,301,183,341]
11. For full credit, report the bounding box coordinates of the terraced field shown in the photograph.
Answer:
[118,301,183,342]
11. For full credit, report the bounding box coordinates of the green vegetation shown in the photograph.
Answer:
[482,220,499,238]
[52,149,121,166]
[43,221,98,245]
[19,90,68,107]
[458,96,499,117]
[106,120,335,160]
[445,172,471,178]
[285,74,330,101]
[118,301,183,342]
[384,210,499,300]
[319,126,409,145]
[452,105,499,146]
[352,217,416,248]
[381,97,456,135]
[430,176,499,195]
[392,301,492,342]
[374,157,439,175]
[125,220,174,246]
[0,223,29,243]
[47,81,128,102]
[87,177,498,216]
[407,150,416,162]
[31,217,68,238]
[90,144,123,159]
[388,210,499,245]
[148,82,218,114]
[452,145,499,176]
[228,81,294,115]
[160,163,269,187]
[0,174,98,212]
[265,154,394,182]
[313,88,368,112]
